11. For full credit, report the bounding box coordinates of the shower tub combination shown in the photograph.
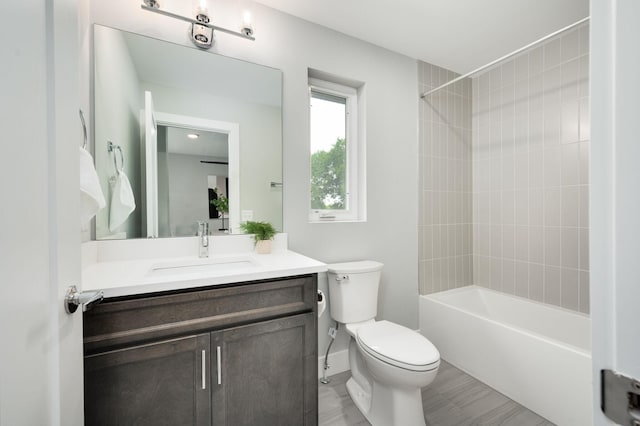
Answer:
[419,285,592,426]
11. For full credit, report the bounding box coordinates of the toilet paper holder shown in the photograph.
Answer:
[317,290,327,317]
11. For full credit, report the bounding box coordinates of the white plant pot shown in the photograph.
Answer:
[255,239,272,254]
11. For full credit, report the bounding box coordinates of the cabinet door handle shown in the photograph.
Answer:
[216,345,222,385]
[201,350,206,390]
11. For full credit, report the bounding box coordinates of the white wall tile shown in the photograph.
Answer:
[561,29,580,62]
[515,225,529,261]
[544,265,562,305]
[515,261,529,297]
[529,188,544,226]
[528,150,544,188]
[579,185,589,228]
[579,270,590,313]
[529,46,544,76]
[562,142,581,185]
[561,58,580,101]
[544,146,562,187]
[529,263,544,302]
[491,257,503,290]
[423,24,588,313]
[502,259,516,294]
[544,227,562,267]
[579,98,590,141]
[561,227,579,269]
[562,186,580,227]
[580,227,589,270]
[561,268,580,310]
[514,53,529,83]
[529,226,544,264]
[544,188,562,227]
[561,100,580,144]
[502,224,515,260]
[543,38,562,70]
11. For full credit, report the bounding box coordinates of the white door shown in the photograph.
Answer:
[142,90,159,238]
[591,1,640,424]
[0,0,84,425]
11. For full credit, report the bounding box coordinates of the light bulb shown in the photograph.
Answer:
[195,0,209,22]
[241,10,253,36]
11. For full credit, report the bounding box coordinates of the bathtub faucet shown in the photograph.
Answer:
[197,221,209,258]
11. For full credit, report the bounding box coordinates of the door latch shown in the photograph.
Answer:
[602,369,640,425]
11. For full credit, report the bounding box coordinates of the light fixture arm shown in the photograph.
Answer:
[140,4,256,41]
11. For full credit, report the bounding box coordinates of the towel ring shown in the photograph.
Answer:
[107,141,124,174]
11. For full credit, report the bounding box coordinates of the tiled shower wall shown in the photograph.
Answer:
[418,62,473,295]
[472,24,590,313]
[418,24,590,314]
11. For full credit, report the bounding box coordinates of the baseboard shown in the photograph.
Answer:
[318,349,349,379]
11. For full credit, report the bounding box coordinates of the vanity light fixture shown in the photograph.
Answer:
[187,133,200,139]
[140,0,256,50]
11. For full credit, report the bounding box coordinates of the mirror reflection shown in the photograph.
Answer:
[158,125,229,237]
[93,24,282,240]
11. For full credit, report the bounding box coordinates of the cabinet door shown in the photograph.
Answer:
[84,334,211,426]
[211,313,317,426]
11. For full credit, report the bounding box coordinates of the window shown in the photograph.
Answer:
[308,77,364,222]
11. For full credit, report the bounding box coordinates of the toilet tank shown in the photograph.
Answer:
[327,261,384,324]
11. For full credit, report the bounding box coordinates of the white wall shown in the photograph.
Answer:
[93,26,143,238]
[88,0,419,356]
[591,1,640,424]
[2,0,84,424]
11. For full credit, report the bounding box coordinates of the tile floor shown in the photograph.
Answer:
[318,360,555,426]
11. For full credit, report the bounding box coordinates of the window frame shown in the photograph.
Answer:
[308,77,363,222]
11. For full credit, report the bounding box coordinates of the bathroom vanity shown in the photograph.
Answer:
[81,235,324,426]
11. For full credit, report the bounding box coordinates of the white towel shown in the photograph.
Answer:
[109,170,136,231]
[80,147,106,225]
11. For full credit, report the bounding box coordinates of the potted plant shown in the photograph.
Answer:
[210,188,229,231]
[240,220,277,254]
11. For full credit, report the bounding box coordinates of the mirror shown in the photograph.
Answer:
[93,24,282,239]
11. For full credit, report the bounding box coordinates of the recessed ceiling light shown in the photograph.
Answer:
[187,133,199,139]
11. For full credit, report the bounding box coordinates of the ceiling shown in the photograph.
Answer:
[165,126,229,158]
[254,0,589,74]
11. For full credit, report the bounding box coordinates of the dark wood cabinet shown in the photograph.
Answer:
[83,275,318,426]
[84,334,211,426]
[211,313,316,426]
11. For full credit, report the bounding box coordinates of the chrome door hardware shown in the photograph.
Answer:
[602,369,640,425]
[64,285,104,314]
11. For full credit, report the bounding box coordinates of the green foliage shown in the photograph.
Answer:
[310,137,346,210]
[240,221,277,242]
[210,188,228,213]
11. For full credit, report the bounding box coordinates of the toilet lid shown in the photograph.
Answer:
[356,321,440,371]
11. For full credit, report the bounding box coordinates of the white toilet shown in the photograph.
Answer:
[327,261,440,426]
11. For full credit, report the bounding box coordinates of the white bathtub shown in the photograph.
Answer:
[419,285,592,426]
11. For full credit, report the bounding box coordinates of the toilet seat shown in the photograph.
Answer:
[356,321,440,372]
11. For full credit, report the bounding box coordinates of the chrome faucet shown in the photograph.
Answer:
[197,221,209,258]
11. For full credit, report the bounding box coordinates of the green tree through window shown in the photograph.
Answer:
[310,137,346,209]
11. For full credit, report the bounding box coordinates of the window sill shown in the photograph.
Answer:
[308,218,367,224]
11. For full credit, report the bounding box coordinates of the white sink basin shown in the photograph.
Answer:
[147,257,257,277]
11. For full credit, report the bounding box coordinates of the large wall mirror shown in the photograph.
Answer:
[93,24,282,240]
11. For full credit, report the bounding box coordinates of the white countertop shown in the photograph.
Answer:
[82,234,327,298]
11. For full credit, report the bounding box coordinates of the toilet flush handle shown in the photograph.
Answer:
[334,274,350,282]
